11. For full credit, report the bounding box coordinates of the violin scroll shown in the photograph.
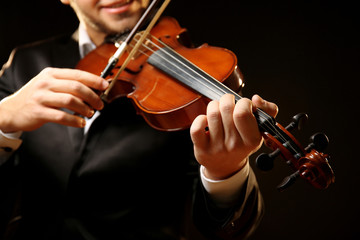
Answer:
[255,113,335,191]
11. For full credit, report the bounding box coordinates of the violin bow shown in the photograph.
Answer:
[101,0,171,101]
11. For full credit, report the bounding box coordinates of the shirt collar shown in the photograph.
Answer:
[78,23,96,58]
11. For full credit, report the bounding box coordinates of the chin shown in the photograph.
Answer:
[107,15,141,33]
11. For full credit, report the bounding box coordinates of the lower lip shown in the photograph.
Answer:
[102,1,133,14]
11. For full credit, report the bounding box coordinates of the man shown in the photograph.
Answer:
[0,0,278,239]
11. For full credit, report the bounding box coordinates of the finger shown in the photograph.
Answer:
[41,92,95,118]
[37,107,86,128]
[190,115,209,149]
[49,68,109,91]
[233,98,262,148]
[252,94,278,118]
[219,94,240,144]
[206,100,224,143]
[48,79,104,110]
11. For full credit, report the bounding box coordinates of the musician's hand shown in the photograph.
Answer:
[190,94,278,180]
[0,67,109,133]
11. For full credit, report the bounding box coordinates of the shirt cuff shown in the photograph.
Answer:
[200,160,250,208]
[0,130,22,165]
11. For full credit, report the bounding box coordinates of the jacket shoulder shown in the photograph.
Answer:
[10,33,79,67]
[0,33,80,95]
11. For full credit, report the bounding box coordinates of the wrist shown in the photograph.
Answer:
[202,158,248,180]
[0,99,15,133]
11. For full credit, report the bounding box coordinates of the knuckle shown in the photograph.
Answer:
[40,67,54,75]
[62,95,76,106]
[36,80,47,88]
[74,71,87,83]
[32,91,46,103]
[240,97,252,106]
[219,101,234,114]
[207,102,220,121]
[69,81,83,93]
[53,111,68,122]
[93,79,103,89]
[190,115,207,140]
[233,99,253,121]
[207,110,220,122]
[33,72,50,86]
[31,106,43,117]
[35,68,57,88]
[233,109,249,122]
[273,104,279,116]
[190,124,201,136]
[38,67,57,80]
[219,95,235,112]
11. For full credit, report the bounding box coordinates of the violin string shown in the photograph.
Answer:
[132,35,241,103]
[124,34,301,156]
[151,37,238,99]
[127,35,300,155]
[136,37,300,154]
[136,37,301,155]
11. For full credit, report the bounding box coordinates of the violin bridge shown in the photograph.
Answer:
[125,31,157,60]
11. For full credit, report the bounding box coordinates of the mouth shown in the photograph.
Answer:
[105,0,132,8]
[101,0,134,13]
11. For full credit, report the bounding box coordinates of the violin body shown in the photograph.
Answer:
[77,16,334,191]
[77,17,244,131]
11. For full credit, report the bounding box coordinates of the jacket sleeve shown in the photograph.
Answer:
[192,166,264,240]
[0,49,24,166]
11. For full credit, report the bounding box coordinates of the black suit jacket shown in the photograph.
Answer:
[0,33,263,240]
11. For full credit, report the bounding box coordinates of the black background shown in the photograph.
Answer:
[1,0,359,239]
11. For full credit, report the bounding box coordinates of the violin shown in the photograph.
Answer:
[76,1,334,191]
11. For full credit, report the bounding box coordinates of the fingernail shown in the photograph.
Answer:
[97,100,104,110]
[102,80,109,89]
[88,109,95,117]
[80,118,86,128]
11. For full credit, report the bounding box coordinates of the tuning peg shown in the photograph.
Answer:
[277,170,300,192]
[285,113,308,131]
[305,132,329,152]
[255,148,281,171]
